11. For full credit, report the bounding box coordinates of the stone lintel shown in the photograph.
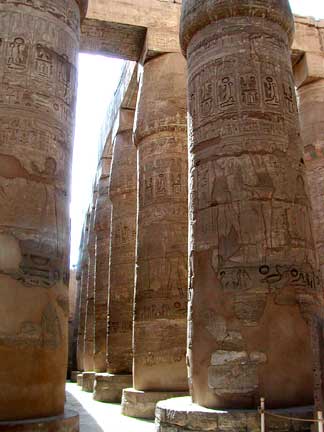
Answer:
[0,411,79,432]
[140,28,181,64]
[94,373,133,403]
[294,52,324,88]
[97,62,138,162]
[122,389,189,420]
[155,397,314,432]
[80,19,146,60]
[82,372,96,393]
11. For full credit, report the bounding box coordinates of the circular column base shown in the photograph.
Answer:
[0,410,79,432]
[94,373,132,403]
[82,372,96,392]
[155,397,314,432]
[122,388,188,420]
[70,371,80,383]
[76,374,83,387]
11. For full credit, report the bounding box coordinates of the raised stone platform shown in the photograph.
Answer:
[122,388,188,420]
[94,373,132,403]
[0,410,79,432]
[77,373,83,386]
[71,371,80,383]
[82,372,96,392]
[155,397,313,432]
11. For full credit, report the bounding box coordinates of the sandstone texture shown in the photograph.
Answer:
[83,188,98,372]
[0,410,79,432]
[122,388,188,420]
[77,213,90,372]
[94,150,112,372]
[155,397,313,432]
[0,0,82,422]
[82,372,96,393]
[133,53,188,393]
[180,0,324,409]
[106,109,137,374]
[94,373,132,403]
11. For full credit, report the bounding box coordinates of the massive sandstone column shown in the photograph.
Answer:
[293,29,324,297]
[76,212,90,373]
[93,148,112,372]
[94,109,135,402]
[0,0,87,426]
[178,0,324,411]
[122,53,189,419]
[82,185,98,391]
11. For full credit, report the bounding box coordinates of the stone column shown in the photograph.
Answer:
[76,212,90,374]
[82,186,98,391]
[294,44,324,291]
[172,0,324,413]
[0,0,87,427]
[121,53,189,420]
[93,148,112,372]
[94,109,135,402]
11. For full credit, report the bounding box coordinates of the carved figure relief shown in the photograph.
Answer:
[7,37,28,70]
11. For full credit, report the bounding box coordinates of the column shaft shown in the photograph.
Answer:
[107,110,136,374]
[94,154,112,372]
[77,213,90,372]
[83,189,97,371]
[133,53,188,391]
[180,0,324,409]
[0,0,81,421]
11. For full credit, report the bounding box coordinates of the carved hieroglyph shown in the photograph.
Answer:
[106,109,136,374]
[94,153,112,372]
[180,0,324,409]
[77,212,90,372]
[83,186,98,372]
[0,0,81,421]
[133,53,188,391]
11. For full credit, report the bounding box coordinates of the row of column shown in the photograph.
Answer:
[74,53,189,417]
[2,0,322,428]
[74,3,324,424]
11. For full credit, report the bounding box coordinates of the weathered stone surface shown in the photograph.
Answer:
[106,109,136,374]
[296,81,324,399]
[77,213,90,372]
[132,53,188,392]
[83,0,181,59]
[84,187,98,372]
[77,374,83,387]
[71,371,80,383]
[155,397,313,432]
[0,0,80,422]
[122,388,188,420]
[94,373,132,403]
[93,149,112,372]
[82,372,96,393]
[68,269,79,377]
[0,410,79,432]
[180,0,324,409]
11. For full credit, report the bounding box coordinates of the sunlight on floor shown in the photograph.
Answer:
[65,382,155,432]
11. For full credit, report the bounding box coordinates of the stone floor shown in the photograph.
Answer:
[66,382,155,432]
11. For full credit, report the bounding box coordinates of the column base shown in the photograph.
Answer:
[82,372,96,392]
[155,397,314,432]
[0,410,79,432]
[70,371,80,383]
[122,388,188,420]
[94,373,132,403]
[76,374,83,386]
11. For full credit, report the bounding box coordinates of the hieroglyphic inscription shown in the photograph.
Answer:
[183,3,322,406]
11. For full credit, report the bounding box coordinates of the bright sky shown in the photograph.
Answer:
[69,1,324,266]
